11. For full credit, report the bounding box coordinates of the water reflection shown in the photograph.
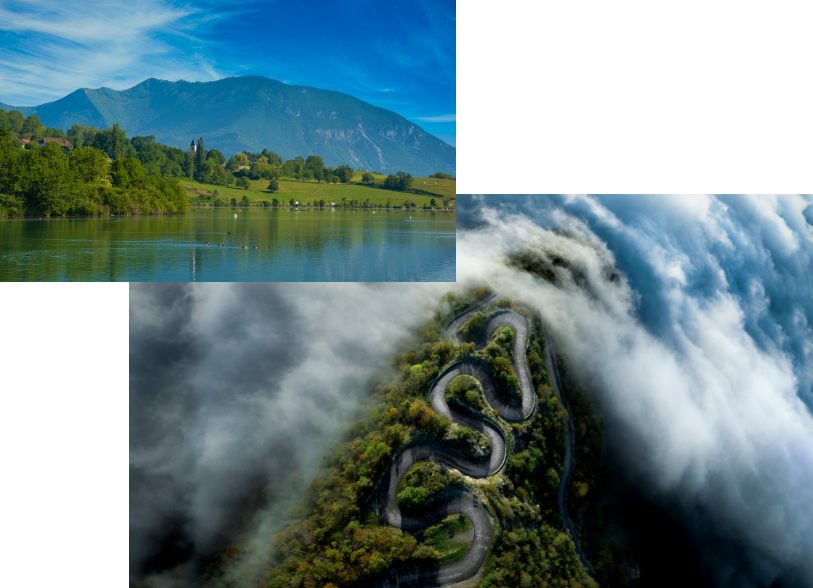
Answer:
[0,208,456,282]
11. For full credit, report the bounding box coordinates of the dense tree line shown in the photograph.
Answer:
[0,128,186,216]
[1,111,454,213]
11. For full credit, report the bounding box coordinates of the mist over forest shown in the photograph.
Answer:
[129,283,450,585]
[130,195,813,588]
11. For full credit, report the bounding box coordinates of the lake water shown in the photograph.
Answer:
[0,208,456,281]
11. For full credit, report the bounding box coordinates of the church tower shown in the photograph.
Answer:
[188,140,196,156]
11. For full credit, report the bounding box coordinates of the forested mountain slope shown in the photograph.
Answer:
[2,77,455,176]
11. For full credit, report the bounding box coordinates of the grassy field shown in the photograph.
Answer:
[414,514,473,566]
[179,174,455,208]
[351,171,457,200]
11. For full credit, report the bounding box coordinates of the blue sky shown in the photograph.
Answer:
[0,0,456,145]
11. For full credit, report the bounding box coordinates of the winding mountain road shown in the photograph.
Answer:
[375,294,579,587]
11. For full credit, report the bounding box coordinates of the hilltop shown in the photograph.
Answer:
[0,76,455,177]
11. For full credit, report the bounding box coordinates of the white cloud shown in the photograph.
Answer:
[0,0,224,105]
[457,196,813,587]
[129,282,452,584]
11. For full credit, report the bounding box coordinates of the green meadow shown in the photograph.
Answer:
[180,172,456,208]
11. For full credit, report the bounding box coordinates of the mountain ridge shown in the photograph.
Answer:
[2,76,455,176]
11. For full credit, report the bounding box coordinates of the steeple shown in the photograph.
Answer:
[188,139,196,156]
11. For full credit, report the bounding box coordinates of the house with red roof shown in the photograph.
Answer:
[37,137,74,149]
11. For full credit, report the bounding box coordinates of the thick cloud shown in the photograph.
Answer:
[129,282,449,585]
[457,195,813,588]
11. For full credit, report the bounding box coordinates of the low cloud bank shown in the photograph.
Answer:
[457,195,813,587]
[129,282,448,585]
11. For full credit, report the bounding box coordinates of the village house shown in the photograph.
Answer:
[37,137,73,149]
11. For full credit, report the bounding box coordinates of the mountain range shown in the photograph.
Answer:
[0,76,455,176]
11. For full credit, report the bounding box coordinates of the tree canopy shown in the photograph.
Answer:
[0,130,187,217]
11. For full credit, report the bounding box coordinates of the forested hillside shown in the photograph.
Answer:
[149,289,633,588]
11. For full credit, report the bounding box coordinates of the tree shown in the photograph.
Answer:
[184,151,195,178]
[22,115,46,139]
[66,124,97,149]
[110,157,144,189]
[305,155,325,181]
[267,179,279,192]
[198,159,217,183]
[230,197,237,206]
[335,164,354,183]
[69,147,110,184]
[272,197,280,206]
[7,110,24,133]
[44,128,66,139]
[209,163,233,186]
[362,172,374,183]
[396,171,413,192]
[206,149,226,165]
[261,149,283,166]
[106,123,128,160]
[384,174,398,190]
[252,162,273,179]
[194,137,205,181]
[162,160,182,178]
[430,198,436,207]
[236,176,250,190]
[240,194,250,207]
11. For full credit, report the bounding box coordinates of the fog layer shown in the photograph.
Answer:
[129,282,448,585]
[457,195,813,588]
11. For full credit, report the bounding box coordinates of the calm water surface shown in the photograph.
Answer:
[0,208,456,281]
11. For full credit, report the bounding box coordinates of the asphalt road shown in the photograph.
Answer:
[376,295,580,586]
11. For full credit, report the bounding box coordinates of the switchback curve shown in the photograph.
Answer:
[376,298,567,587]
